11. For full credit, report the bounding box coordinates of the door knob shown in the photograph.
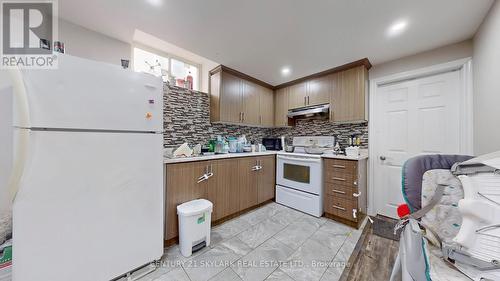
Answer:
[380,156,386,161]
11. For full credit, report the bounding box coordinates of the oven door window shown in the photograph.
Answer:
[283,163,310,184]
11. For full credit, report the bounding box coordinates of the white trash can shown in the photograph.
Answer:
[177,199,213,257]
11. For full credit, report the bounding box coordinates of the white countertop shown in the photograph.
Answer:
[164,150,368,164]
[321,152,369,161]
[164,151,277,164]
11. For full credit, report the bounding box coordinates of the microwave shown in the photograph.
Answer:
[262,138,282,151]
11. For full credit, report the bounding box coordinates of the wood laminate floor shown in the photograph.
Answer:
[346,227,399,281]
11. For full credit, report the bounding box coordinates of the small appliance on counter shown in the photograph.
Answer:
[262,137,283,151]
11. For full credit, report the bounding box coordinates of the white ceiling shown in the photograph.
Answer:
[59,0,493,85]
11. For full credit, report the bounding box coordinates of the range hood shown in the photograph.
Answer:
[287,104,330,119]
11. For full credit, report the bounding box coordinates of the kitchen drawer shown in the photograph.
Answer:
[324,170,357,187]
[324,195,358,222]
[324,182,358,199]
[324,159,357,175]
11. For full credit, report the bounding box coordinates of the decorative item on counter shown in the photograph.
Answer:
[163,147,174,158]
[208,140,216,153]
[228,137,237,153]
[255,144,266,152]
[54,41,65,53]
[121,59,130,69]
[173,143,193,158]
[223,142,230,154]
[192,144,202,156]
[333,141,341,155]
[243,145,252,152]
[237,135,247,153]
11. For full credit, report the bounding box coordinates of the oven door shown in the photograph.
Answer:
[277,154,322,195]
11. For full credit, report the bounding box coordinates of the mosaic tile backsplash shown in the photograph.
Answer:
[163,85,367,149]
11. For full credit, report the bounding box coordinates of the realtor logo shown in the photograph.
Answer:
[1,0,58,68]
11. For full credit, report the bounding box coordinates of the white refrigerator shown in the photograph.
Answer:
[3,55,164,281]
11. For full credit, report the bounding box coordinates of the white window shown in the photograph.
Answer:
[133,46,200,91]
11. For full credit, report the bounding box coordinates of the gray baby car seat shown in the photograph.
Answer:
[390,153,500,281]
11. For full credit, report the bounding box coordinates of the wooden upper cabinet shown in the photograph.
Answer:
[210,66,274,127]
[259,86,274,127]
[241,80,260,125]
[274,87,289,127]
[330,66,368,123]
[288,82,308,109]
[307,75,332,106]
[220,71,242,123]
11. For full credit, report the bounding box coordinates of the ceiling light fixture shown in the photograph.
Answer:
[387,19,408,37]
[146,0,163,7]
[281,67,291,76]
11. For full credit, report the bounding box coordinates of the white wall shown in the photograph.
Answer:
[59,19,132,66]
[0,75,13,212]
[473,1,500,155]
[370,40,473,79]
[58,20,219,93]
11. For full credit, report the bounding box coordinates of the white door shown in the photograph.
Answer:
[13,130,164,281]
[374,70,461,218]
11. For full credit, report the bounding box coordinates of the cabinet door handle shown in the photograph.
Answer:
[332,189,346,194]
[354,181,358,186]
[333,177,346,181]
[307,96,310,105]
[197,174,209,183]
[332,205,346,211]
[333,165,346,169]
[352,209,357,219]
[304,96,307,106]
[353,191,361,197]
[242,112,245,122]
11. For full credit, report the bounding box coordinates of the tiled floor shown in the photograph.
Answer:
[133,202,367,281]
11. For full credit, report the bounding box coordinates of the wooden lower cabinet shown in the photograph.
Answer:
[323,158,367,228]
[257,156,276,204]
[165,155,276,241]
[238,157,259,210]
[208,159,240,221]
[165,161,210,240]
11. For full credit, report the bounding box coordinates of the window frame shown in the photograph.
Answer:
[131,43,202,91]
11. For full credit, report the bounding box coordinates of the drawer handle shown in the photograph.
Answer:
[353,191,361,197]
[333,177,346,181]
[332,189,346,194]
[354,181,358,186]
[332,205,346,211]
[333,165,346,168]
